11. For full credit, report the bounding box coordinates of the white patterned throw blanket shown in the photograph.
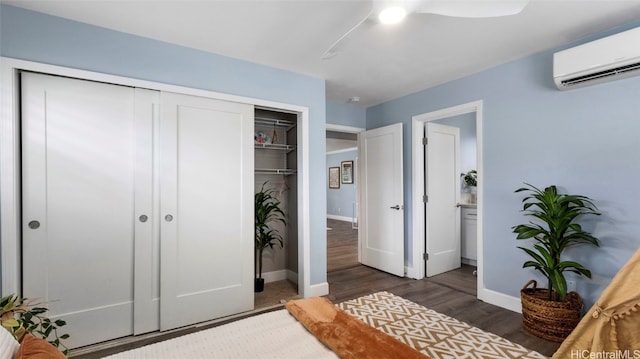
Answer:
[339,292,546,359]
[105,291,544,359]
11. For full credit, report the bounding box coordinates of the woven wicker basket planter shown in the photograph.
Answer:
[520,280,583,342]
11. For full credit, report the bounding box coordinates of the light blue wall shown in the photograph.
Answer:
[327,150,358,219]
[0,5,327,286]
[368,21,640,309]
[326,101,366,128]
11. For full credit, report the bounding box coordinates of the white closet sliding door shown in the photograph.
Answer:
[159,92,254,331]
[21,72,255,347]
[21,72,156,348]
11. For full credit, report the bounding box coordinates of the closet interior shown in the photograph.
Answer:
[254,108,300,308]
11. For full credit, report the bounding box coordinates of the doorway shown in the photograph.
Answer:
[325,124,362,272]
[411,101,483,294]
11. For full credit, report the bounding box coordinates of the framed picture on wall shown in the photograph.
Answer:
[341,160,354,184]
[329,167,340,189]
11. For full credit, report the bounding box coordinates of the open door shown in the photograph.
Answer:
[425,122,461,277]
[359,123,404,277]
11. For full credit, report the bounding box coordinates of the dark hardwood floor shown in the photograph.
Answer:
[327,218,359,272]
[71,219,560,357]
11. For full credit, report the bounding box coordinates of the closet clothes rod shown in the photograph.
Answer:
[254,143,296,152]
[255,168,297,176]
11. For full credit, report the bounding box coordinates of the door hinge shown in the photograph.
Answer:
[423,253,429,260]
[422,137,428,145]
[423,195,428,203]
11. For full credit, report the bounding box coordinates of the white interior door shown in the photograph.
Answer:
[159,92,254,331]
[359,123,404,277]
[425,122,461,277]
[21,73,155,348]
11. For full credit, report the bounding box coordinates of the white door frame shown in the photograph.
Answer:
[410,101,484,293]
[0,57,312,299]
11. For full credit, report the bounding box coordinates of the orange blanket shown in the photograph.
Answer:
[285,297,427,359]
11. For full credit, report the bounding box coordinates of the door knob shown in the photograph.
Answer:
[139,215,148,223]
[28,220,40,229]
[390,205,402,210]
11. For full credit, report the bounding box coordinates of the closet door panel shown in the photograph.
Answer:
[133,88,161,335]
[21,73,154,348]
[160,92,254,331]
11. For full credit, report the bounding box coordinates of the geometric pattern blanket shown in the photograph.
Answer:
[338,292,547,359]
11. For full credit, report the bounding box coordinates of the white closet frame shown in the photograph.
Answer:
[0,57,313,299]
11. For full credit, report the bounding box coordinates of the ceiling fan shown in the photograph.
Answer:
[321,0,530,59]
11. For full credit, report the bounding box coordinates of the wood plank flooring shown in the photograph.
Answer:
[71,219,560,357]
[327,218,359,272]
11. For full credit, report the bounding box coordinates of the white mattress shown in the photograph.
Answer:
[103,309,336,359]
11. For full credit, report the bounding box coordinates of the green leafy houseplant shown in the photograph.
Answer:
[462,170,477,187]
[1,294,69,355]
[255,182,286,292]
[512,183,600,301]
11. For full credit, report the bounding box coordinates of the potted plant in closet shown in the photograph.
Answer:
[255,182,287,292]
[512,183,601,342]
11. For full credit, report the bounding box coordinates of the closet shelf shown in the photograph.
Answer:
[255,168,297,176]
[255,116,296,129]
[255,143,296,152]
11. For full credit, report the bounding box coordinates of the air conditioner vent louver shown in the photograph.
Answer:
[561,61,640,87]
[553,27,640,90]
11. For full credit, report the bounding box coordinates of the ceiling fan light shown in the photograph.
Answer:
[378,6,407,25]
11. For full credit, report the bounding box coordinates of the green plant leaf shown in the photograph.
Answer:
[513,183,600,301]
[255,181,287,278]
[2,319,19,328]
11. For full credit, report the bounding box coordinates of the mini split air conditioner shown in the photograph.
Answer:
[553,26,640,90]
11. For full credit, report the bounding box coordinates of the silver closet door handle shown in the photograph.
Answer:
[390,205,401,210]
[28,220,40,229]
[165,214,174,222]
[139,215,148,223]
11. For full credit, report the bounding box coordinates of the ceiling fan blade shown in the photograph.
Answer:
[416,0,529,18]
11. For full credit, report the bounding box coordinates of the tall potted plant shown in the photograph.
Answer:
[512,183,600,342]
[255,182,286,292]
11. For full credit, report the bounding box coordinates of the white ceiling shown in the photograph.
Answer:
[4,0,640,107]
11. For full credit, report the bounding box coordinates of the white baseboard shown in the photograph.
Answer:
[326,214,354,222]
[462,258,477,266]
[478,288,522,313]
[308,282,329,297]
[263,269,299,285]
[262,270,288,283]
[286,270,298,284]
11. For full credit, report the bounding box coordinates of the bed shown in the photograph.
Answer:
[104,291,545,359]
